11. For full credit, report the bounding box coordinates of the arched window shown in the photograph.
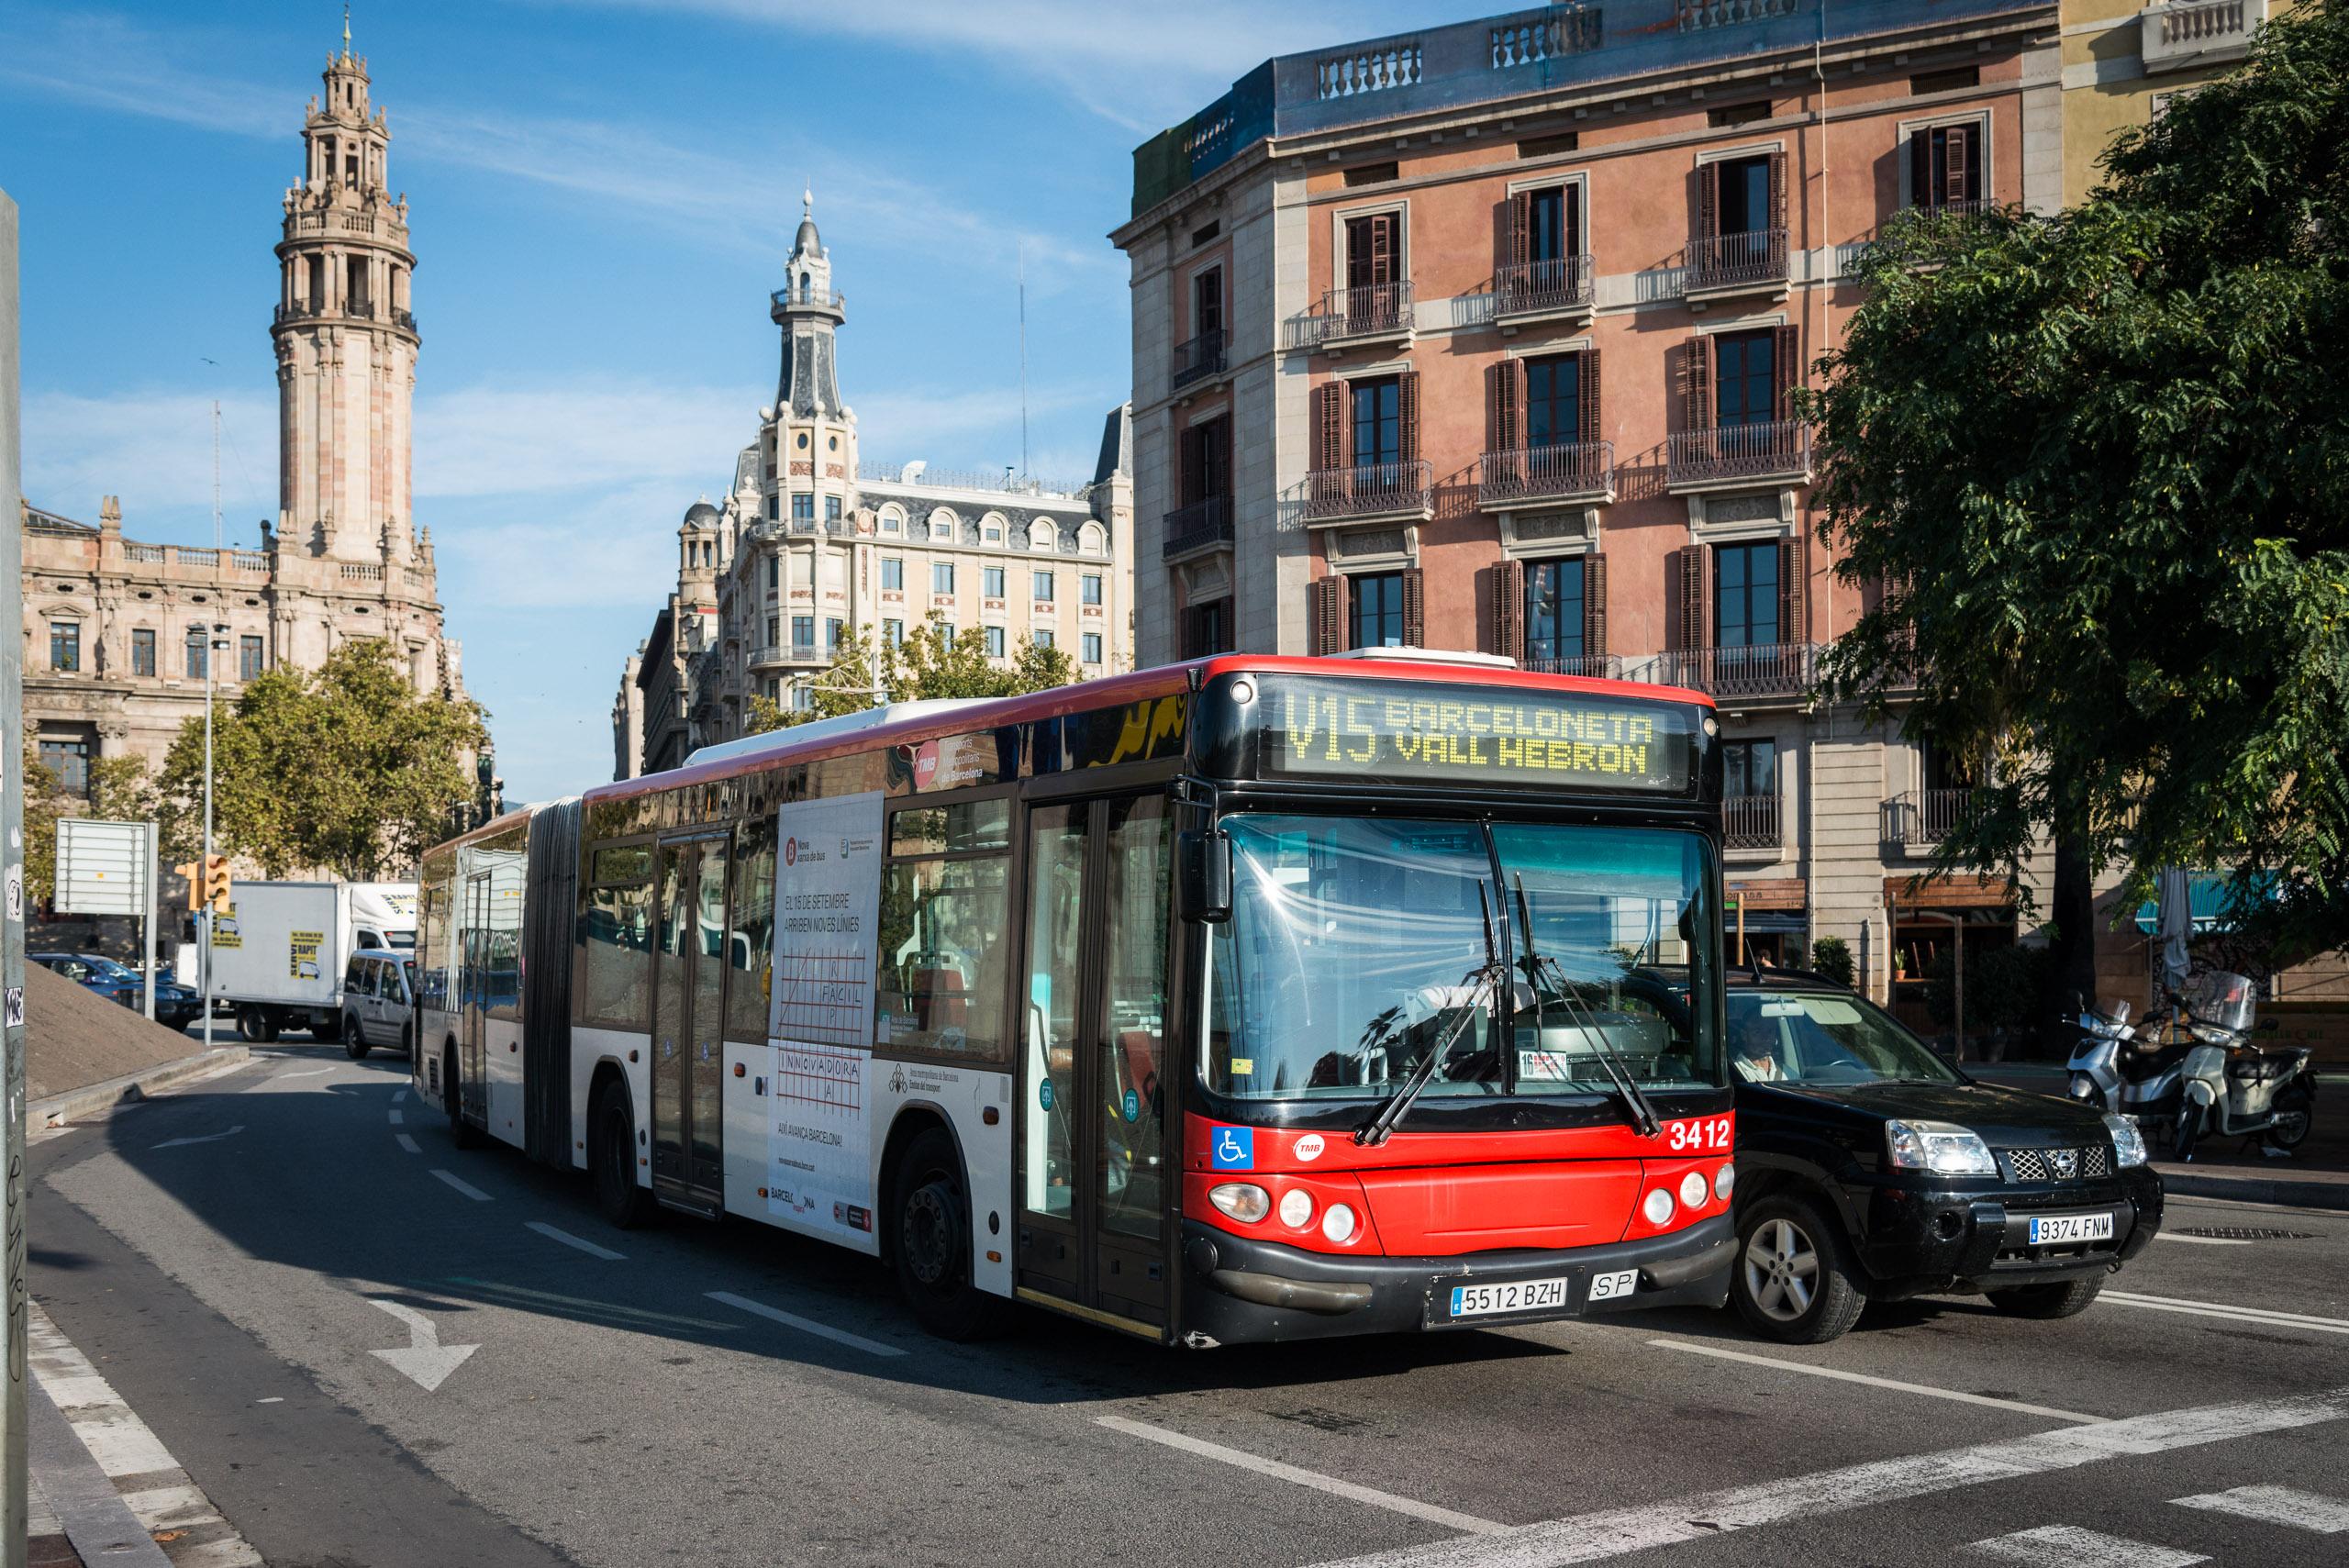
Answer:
[1030,519,1058,552]
[879,506,905,535]
[928,507,959,541]
[1079,522,1106,556]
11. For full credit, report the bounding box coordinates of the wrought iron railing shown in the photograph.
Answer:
[1666,418,1809,487]
[1308,280,1414,345]
[1521,653,1622,680]
[1304,460,1432,522]
[1172,328,1229,391]
[771,284,845,311]
[1724,793,1782,850]
[1687,226,1787,292]
[1162,495,1234,560]
[1494,255,1594,317]
[1479,440,1613,506]
[1648,641,1815,700]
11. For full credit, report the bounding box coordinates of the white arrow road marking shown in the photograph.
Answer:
[274,1068,333,1080]
[151,1126,245,1150]
[367,1300,479,1392]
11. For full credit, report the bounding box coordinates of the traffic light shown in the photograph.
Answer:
[175,862,203,913]
[202,854,232,914]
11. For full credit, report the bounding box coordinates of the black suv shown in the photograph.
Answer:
[1723,970,2162,1343]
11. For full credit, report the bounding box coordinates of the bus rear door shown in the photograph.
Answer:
[650,832,729,1212]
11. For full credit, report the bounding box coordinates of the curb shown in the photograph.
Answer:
[27,1047,251,1130]
[2154,1168,2349,1212]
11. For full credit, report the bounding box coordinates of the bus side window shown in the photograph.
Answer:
[877,798,1014,1062]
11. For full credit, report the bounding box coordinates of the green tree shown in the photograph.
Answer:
[1807,935,1854,990]
[153,639,489,879]
[1803,10,2349,982]
[742,618,1078,735]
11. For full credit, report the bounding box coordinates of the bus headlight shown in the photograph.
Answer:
[1713,1162,1736,1203]
[1642,1188,1675,1227]
[1321,1204,1357,1243]
[1678,1172,1709,1210]
[1277,1188,1315,1229]
[1208,1183,1270,1223]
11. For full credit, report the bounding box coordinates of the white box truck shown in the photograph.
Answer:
[198,881,417,1041]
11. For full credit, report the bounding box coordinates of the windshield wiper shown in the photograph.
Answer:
[1514,876,1663,1139]
[1356,885,1504,1148]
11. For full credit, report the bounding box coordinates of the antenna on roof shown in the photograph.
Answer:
[1018,240,1030,482]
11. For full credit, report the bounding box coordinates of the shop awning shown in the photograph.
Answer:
[2132,873,2258,935]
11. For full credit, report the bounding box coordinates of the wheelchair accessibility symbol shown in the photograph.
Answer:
[1209,1125,1254,1171]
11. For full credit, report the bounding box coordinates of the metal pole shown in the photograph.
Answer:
[141,821,157,1023]
[3,179,33,1568]
[201,624,215,1055]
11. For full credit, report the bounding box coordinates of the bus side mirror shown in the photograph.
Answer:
[1178,829,1231,925]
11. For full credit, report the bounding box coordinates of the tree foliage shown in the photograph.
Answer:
[153,639,488,880]
[743,617,1079,736]
[1804,10,2349,962]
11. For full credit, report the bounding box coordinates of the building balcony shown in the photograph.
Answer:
[1645,641,1816,704]
[1521,653,1622,681]
[747,642,829,670]
[1171,328,1229,394]
[1685,227,1788,303]
[2143,0,2263,74]
[1300,281,1414,352]
[1665,418,1810,494]
[1493,256,1595,327]
[1304,460,1433,526]
[770,284,846,322]
[1162,495,1234,562]
[1479,440,1614,509]
[1883,787,1979,848]
[1724,793,1783,851]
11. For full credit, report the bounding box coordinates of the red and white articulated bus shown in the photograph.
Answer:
[414,651,1734,1346]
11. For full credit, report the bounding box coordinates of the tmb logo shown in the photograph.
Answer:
[784,836,798,867]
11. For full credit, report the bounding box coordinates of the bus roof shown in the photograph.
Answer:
[580,654,1714,808]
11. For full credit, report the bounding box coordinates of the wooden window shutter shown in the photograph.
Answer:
[1368,213,1396,288]
[1908,128,1932,209]
[1401,568,1425,648]
[1677,546,1711,651]
[1778,535,1807,645]
[1397,369,1420,466]
[1176,422,1197,507]
[1507,191,1531,270]
[1565,183,1582,261]
[1956,125,1981,205]
[1313,381,1345,472]
[1486,361,1520,453]
[1578,348,1603,450]
[1309,576,1344,655]
[1583,551,1609,660]
[1494,558,1526,662]
[1685,337,1715,431]
[1697,161,1720,240]
[1773,324,1800,421]
[1767,150,1788,233]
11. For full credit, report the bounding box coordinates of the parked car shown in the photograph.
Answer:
[29,952,206,1029]
[1720,969,2162,1344]
[340,949,417,1062]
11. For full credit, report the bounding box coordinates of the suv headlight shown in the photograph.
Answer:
[1885,1118,1998,1176]
[2103,1113,2149,1169]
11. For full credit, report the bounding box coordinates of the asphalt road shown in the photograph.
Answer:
[27,1043,2349,1568]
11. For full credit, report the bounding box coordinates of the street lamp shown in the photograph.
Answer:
[201,620,228,1051]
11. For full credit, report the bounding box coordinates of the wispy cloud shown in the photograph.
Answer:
[21,389,278,537]
[414,380,751,500]
[429,481,697,611]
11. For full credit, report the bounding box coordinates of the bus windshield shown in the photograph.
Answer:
[1205,816,1720,1102]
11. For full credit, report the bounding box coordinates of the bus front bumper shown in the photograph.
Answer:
[1176,1213,1734,1347]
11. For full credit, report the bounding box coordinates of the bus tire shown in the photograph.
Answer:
[444,1043,482,1150]
[343,1014,370,1060]
[889,1127,1011,1342]
[592,1084,653,1230]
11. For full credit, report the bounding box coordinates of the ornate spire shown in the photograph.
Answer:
[341,5,351,59]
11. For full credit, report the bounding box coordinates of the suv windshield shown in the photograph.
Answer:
[1726,989,1960,1086]
[1204,816,1720,1101]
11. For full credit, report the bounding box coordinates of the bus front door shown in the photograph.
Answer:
[458,871,493,1127]
[650,833,729,1211]
[1017,794,1171,1334]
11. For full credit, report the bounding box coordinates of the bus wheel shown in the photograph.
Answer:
[592,1084,653,1229]
[890,1128,1011,1342]
[343,1014,370,1060]
[443,1043,482,1150]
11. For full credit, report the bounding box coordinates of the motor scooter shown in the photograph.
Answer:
[2164,972,2316,1162]
[2066,997,2191,1127]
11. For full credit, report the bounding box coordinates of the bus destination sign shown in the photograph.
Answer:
[1257,675,1696,792]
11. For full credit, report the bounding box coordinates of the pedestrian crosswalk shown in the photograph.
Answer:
[1968,1485,2349,1565]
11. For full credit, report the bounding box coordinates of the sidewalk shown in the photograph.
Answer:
[1969,1062,2349,1212]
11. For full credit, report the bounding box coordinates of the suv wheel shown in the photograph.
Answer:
[343,1013,370,1060]
[1731,1193,1870,1344]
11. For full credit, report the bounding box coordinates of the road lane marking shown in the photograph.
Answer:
[527,1221,625,1261]
[367,1300,479,1392]
[1098,1415,1507,1535]
[395,1134,420,1154]
[274,1068,333,1080]
[1968,1525,2205,1566]
[1645,1337,2105,1423]
[2102,1289,2349,1336]
[2171,1484,2349,1532]
[707,1291,907,1358]
[450,1276,737,1332]
[394,1088,407,1103]
[1302,1386,2349,1568]
[2152,1231,2252,1246]
[388,1108,404,1125]
[254,1398,284,1405]
[429,1169,493,1202]
[150,1125,245,1150]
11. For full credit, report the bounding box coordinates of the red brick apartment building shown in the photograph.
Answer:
[1113,0,2070,1014]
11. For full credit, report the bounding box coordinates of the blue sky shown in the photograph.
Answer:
[2,0,1492,803]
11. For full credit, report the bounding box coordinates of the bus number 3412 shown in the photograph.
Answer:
[1664,1117,1733,1153]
